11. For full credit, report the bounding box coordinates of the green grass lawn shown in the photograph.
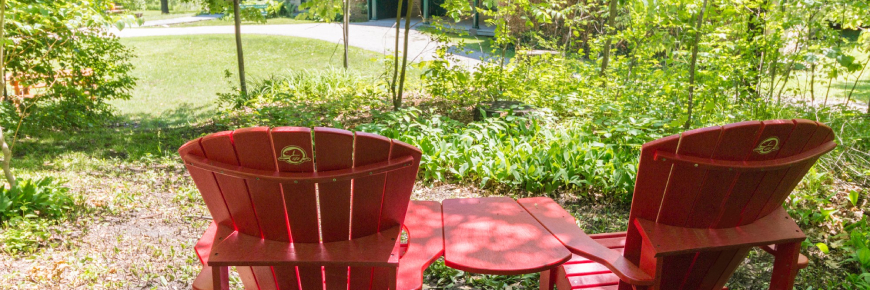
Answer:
[133,10,200,21]
[418,25,516,59]
[161,17,315,28]
[115,34,389,124]
[782,48,870,106]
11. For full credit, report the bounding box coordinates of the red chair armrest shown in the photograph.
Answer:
[397,201,445,290]
[207,226,402,267]
[633,207,806,257]
[518,197,654,286]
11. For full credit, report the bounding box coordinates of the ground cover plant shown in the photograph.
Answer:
[1,0,869,289]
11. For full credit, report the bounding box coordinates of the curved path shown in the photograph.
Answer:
[113,20,483,66]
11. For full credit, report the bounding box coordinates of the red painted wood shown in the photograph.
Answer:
[760,244,809,269]
[633,207,805,257]
[233,127,290,242]
[549,120,834,290]
[199,132,270,290]
[518,197,652,285]
[271,127,319,245]
[184,127,425,290]
[758,122,834,218]
[271,127,321,290]
[181,139,234,229]
[442,197,571,275]
[656,126,722,226]
[378,141,421,231]
[209,226,402,266]
[182,154,412,185]
[200,132,262,237]
[622,134,680,278]
[352,133,393,239]
[396,201,445,290]
[272,266,301,290]
[350,133,392,290]
[314,128,356,289]
[212,265,229,290]
[232,127,287,290]
[769,242,802,290]
[314,127,355,244]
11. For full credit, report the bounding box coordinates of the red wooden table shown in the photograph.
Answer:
[441,197,572,289]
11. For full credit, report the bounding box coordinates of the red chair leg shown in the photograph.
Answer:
[769,242,801,290]
[212,265,229,290]
[540,269,556,290]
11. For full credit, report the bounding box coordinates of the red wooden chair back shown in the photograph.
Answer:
[622,119,835,289]
[179,127,421,290]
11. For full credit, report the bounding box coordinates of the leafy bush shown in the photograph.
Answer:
[2,0,137,131]
[217,68,390,127]
[0,177,74,223]
[358,107,666,196]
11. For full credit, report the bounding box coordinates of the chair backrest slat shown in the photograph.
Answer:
[271,127,320,244]
[198,131,277,289]
[379,140,423,231]
[181,140,235,229]
[315,127,356,243]
[233,127,291,242]
[352,132,393,239]
[200,132,263,238]
[622,119,834,289]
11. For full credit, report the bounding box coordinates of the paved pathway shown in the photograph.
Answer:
[140,14,223,27]
[115,19,484,66]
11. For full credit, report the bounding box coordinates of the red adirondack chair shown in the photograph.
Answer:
[178,127,444,290]
[521,119,836,290]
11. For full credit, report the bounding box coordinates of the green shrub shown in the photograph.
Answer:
[0,177,74,223]
[217,68,389,127]
[357,107,667,196]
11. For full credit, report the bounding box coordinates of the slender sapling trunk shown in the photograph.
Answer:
[390,0,404,109]
[685,0,708,129]
[233,0,248,96]
[395,0,413,109]
[599,0,618,76]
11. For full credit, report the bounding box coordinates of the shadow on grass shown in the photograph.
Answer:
[11,104,227,164]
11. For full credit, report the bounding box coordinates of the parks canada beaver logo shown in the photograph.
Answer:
[278,145,312,165]
[753,137,781,155]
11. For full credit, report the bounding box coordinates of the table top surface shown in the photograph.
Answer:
[441,197,572,275]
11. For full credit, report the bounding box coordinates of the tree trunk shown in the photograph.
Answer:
[161,0,170,14]
[395,0,413,110]
[233,0,248,96]
[599,0,618,76]
[343,0,350,68]
[684,0,709,129]
[0,0,14,188]
[390,0,404,109]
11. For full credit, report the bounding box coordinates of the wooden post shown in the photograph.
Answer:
[769,242,801,289]
[540,269,557,290]
[212,265,230,290]
[233,0,248,96]
[160,0,169,14]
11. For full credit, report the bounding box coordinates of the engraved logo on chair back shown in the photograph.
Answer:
[620,119,834,290]
[179,127,422,290]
